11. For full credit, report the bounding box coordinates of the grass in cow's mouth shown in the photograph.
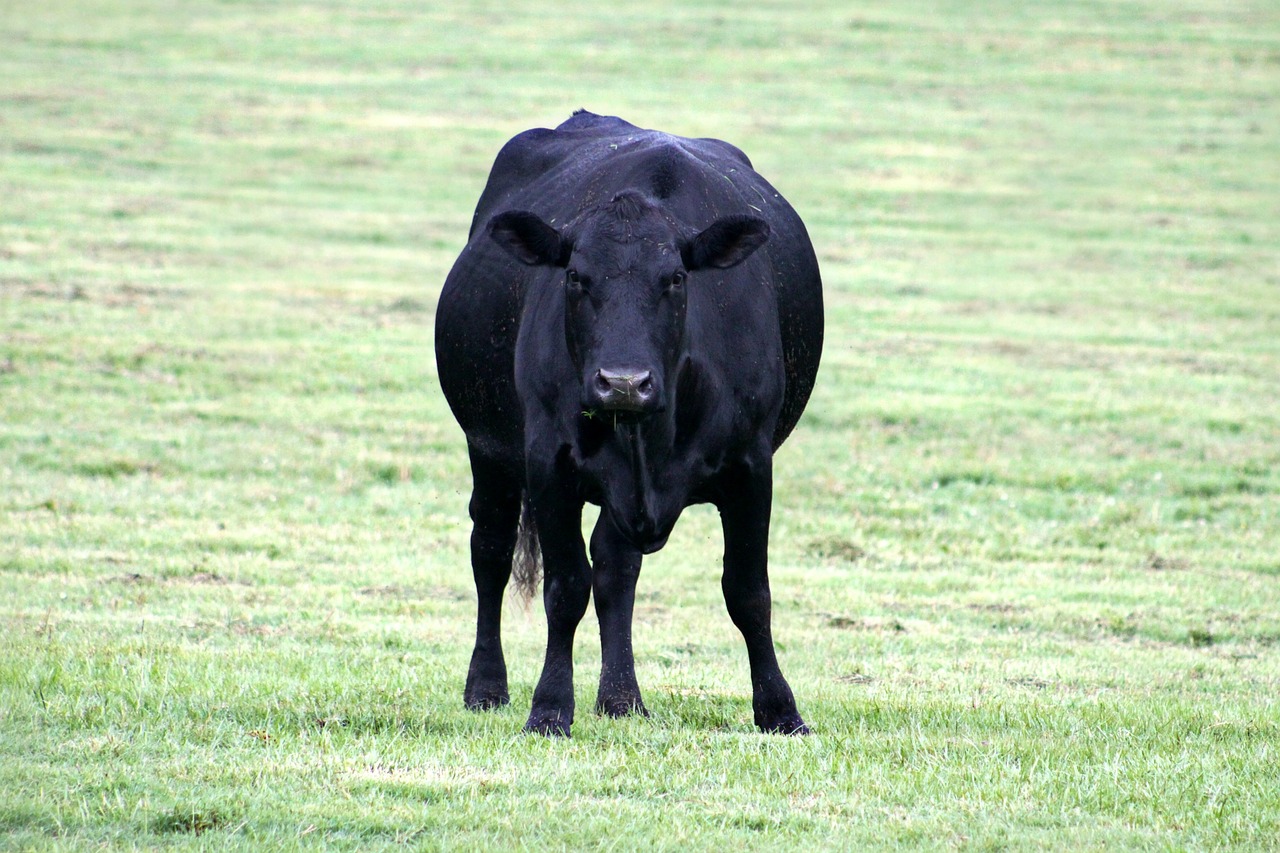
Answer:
[2,0,1278,849]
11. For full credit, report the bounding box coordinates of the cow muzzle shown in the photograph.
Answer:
[587,368,660,416]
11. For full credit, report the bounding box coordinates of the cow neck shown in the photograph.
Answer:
[619,421,653,520]
[612,407,673,480]
[609,417,675,547]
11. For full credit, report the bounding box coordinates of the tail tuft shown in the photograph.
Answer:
[511,495,541,603]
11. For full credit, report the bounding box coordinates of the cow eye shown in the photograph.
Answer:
[669,271,686,291]
[566,269,583,291]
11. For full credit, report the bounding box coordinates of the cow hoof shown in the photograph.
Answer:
[759,714,810,736]
[464,691,510,711]
[524,713,572,737]
[595,696,650,718]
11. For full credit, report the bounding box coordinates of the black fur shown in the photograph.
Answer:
[436,112,823,737]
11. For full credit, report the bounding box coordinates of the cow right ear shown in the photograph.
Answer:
[488,211,569,267]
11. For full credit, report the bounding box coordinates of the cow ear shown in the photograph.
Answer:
[682,215,770,270]
[488,210,569,266]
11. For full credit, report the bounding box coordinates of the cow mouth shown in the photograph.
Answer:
[585,406,649,427]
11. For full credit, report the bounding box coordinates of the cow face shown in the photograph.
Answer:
[490,193,769,422]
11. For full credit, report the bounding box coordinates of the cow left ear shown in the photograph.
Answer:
[681,215,770,271]
[488,210,570,267]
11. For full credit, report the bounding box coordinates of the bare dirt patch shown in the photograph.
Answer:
[827,615,907,632]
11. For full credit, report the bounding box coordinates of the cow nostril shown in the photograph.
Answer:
[593,368,658,411]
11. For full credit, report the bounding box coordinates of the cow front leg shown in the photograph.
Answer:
[718,456,808,735]
[590,516,647,717]
[463,448,521,710]
[525,487,591,737]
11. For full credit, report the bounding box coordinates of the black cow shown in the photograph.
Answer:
[435,111,823,736]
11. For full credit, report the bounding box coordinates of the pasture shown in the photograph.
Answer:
[3,0,1279,848]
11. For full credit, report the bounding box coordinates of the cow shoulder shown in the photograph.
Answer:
[555,110,640,135]
[690,136,754,171]
[467,128,575,239]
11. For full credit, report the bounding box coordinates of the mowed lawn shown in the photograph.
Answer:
[3,0,1279,849]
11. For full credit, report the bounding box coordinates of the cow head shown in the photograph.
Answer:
[489,192,769,422]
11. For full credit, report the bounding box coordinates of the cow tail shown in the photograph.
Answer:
[511,493,542,603]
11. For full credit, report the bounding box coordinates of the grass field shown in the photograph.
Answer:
[3,0,1280,848]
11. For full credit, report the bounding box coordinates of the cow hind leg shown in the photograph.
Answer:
[463,447,521,711]
[717,457,809,735]
[590,516,647,718]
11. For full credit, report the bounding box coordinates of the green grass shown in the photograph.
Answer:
[3,0,1279,848]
